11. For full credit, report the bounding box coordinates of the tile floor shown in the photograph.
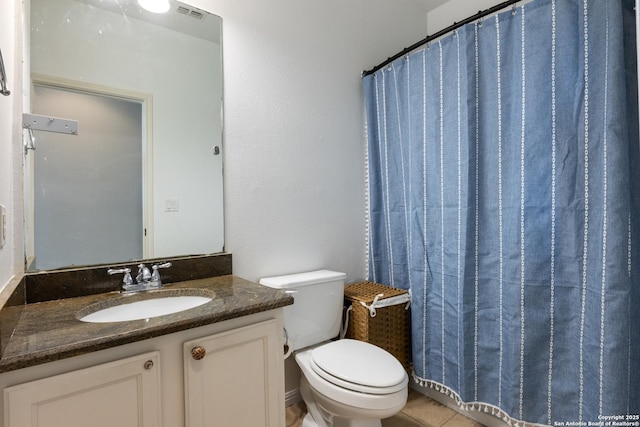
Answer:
[286,389,486,427]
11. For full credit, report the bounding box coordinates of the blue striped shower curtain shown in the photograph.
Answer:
[363,0,639,425]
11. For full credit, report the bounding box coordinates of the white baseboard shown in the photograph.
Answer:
[285,388,302,407]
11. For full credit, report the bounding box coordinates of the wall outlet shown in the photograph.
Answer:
[0,205,6,249]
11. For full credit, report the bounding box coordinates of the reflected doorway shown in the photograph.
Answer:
[30,84,145,270]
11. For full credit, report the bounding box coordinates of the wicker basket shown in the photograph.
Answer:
[344,281,411,370]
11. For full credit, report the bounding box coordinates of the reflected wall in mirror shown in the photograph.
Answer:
[26,0,224,271]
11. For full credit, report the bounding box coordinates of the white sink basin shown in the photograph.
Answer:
[79,295,212,323]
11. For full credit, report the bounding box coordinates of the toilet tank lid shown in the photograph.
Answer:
[259,270,346,289]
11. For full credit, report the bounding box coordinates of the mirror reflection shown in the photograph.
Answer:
[26,0,224,271]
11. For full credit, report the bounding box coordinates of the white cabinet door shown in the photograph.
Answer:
[4,352,161,427]
[184,319,284,427]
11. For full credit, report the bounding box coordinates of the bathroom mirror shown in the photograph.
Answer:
[25,0,224,271]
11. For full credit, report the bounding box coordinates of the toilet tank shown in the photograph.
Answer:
[259,270,346,351]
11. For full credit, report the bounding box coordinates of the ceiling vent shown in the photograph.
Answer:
[176,5,205,20]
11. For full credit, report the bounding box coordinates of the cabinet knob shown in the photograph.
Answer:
[144,360,154,370]
[191,346,206,360]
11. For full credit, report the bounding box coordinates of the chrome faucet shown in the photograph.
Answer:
[136,263,152,284]
[108,262,172,293]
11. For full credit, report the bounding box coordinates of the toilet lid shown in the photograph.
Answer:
[309,339,407,394]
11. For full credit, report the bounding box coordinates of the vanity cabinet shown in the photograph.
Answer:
[184,320,282,427]
[0,311,285,427]
[4,352,161,427]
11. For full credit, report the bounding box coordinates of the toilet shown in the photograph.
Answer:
[259,270,408,427]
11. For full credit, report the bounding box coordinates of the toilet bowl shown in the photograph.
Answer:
[259,270,409,427]
[296,339,408,427]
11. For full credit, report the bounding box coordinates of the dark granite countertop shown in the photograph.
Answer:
[0,275,293,373]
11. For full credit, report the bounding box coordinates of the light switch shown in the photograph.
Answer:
[165,199,179,212]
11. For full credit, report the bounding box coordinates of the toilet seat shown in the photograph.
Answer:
[296,342,408,414]
[309,339,407,394]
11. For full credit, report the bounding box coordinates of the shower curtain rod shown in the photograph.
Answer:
[362,0,521,77]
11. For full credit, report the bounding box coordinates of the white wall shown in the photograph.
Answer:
[0,2,13,287]
[0,0,24,290]
[428,0,518,33]
[186,0,433,284]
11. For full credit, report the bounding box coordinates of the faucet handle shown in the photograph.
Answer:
[107,267,133,286]
[153,262,172,269]
[151,262,172,282]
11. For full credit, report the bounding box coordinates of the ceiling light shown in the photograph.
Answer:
[138,0,170,13]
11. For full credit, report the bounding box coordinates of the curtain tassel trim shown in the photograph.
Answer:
[411,373,550,427]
